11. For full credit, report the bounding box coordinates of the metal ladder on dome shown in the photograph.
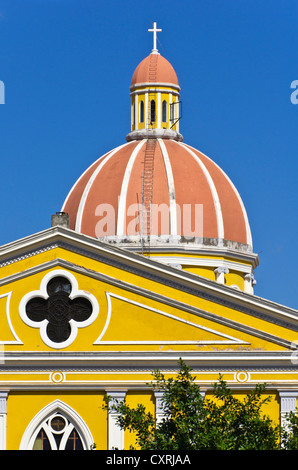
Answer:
[138,53,158,255]
[140,138,156,256]
[147,53,158,130]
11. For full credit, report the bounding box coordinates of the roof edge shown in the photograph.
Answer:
[0,226,296,319]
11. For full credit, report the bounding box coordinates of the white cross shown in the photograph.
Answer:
[148,22,162,53]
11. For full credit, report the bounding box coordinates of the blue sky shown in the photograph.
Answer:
[0,0,297,310]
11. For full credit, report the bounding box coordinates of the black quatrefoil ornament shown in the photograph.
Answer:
[25,276,93,344]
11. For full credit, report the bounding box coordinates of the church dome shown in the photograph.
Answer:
[131,53,179,88]
[62,138,252,250]
[61,22,254,263]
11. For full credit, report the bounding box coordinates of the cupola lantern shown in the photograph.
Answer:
[126,22,183,142]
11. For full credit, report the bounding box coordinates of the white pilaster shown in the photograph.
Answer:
[169,93,172,124]
[145,92,149,130]
[0,392,8,450]
[134,95,138,130]
[279,391,298,429]
[176,99,179,132]
[214,267,229,284]
[107,390,126,450]
[154,391,165,425]
[244,273,256,294]
[157,92,161,129]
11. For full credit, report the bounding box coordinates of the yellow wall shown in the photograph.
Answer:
[5,385,282,450]
[124,391,155,449]
[205,388,280,425]
[7,391,107,450]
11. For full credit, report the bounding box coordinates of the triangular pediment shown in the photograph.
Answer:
[0,227,297,360]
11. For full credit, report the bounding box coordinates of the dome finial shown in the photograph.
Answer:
[148,21,162,54]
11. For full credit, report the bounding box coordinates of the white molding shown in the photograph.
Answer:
[150,255,252,274]
[94,291,250,346]
[130,88,180,97]
[97,236,257,265]
[19,269,99,349]
[130,82,180,92]
[0,292,23,345]
[2,350,298,370]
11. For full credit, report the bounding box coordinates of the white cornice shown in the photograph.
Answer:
[130,88,180,97]
[150,256,252,274]
[99,236,258,266]
[1,350,298,368]
[129,82,181,92]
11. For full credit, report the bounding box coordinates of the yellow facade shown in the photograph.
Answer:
[0,226,297,450]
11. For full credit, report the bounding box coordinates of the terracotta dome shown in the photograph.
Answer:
[62,138,252,249]
[62,46,253,253]
[131,53,179,88]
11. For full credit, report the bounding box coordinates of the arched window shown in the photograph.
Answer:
[162,100,167,122]
[170,102,174,122]
[150,100,156,123]
[132,102,135,125]
[32,413,84,450]
[139,100,144,123]
[20,400,94,450]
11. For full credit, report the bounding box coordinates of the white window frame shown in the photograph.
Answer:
[19,400,94,450]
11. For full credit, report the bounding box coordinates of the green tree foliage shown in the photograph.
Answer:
[106,359,281,450]
[281,411,298,449]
